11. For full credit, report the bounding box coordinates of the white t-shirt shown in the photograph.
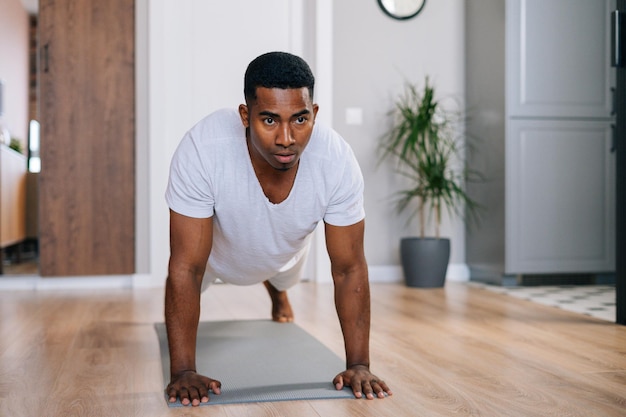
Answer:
[165,108,365,285]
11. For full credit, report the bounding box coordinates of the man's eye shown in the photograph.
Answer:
[295,116,306,124]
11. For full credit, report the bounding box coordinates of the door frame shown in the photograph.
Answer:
[615,0,625,325]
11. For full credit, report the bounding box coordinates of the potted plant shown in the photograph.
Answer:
[379,77,480,288]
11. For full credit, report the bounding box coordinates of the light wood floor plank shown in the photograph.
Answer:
[0,282,625,416]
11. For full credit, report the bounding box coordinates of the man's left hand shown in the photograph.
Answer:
[333,364,392,399]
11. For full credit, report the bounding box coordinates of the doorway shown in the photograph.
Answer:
[0,0,136,278]
[0,0,38,276]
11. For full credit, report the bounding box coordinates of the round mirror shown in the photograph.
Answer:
[378,0,426,20]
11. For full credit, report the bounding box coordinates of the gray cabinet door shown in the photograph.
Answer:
[506,0,614,119]
[505,120,615,274]
[505,0,616,274]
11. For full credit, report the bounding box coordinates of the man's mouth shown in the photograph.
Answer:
[274,153,296,164]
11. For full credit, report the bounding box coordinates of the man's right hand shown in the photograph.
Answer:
[166,370,222,406]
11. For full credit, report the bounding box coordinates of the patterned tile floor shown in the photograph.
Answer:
[470,283,617,322]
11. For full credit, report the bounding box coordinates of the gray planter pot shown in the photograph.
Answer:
[400,237,450,288]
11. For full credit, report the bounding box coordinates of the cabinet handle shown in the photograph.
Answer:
[43,43,49,73]
[611,124,616,153]
[611,87,616,116]
[612,11,624,67]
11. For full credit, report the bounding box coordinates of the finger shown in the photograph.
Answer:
[370,380,385,398]
[178,387,191,406]
[377,380,392,397]
[349,377,364,399]
[188,386,201,407]
[166,386,178,403]
[197,382,209,403]
[333,374,344,391]
[372,381,385,398]
[361,381,374,400]
[209,380,222,395]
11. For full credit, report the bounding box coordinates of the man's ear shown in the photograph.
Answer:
[238,104,250,128]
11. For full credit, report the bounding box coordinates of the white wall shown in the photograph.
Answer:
[139,0,310,285]
[0,0,470,290]
[332,0,468,281]
[136,0,469,287]
[0,0,29,145]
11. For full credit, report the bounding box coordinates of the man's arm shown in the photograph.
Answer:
[165,210,221,406]
[325,220,392,399]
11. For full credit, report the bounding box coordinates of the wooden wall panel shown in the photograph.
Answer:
[38,0,135,276]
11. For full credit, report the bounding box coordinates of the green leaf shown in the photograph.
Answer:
[378,77,482,235]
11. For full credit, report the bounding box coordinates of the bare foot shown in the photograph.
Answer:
[263,281,294,323]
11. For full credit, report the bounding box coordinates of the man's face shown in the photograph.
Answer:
[239,87,319,172]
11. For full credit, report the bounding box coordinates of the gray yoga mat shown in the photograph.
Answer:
[155,320,354,406]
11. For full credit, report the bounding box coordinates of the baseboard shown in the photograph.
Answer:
[368,263,470,283]
[0,275,133,290]
[133,273,165,288]
[367,265,403,283]
[0,264,472,290]
[447,263,471,282]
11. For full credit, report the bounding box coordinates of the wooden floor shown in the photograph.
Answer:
[1,282,625,417]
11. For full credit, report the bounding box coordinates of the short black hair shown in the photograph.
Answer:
[244,51,315,103]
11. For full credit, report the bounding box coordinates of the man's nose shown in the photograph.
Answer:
[275,124,295,147]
